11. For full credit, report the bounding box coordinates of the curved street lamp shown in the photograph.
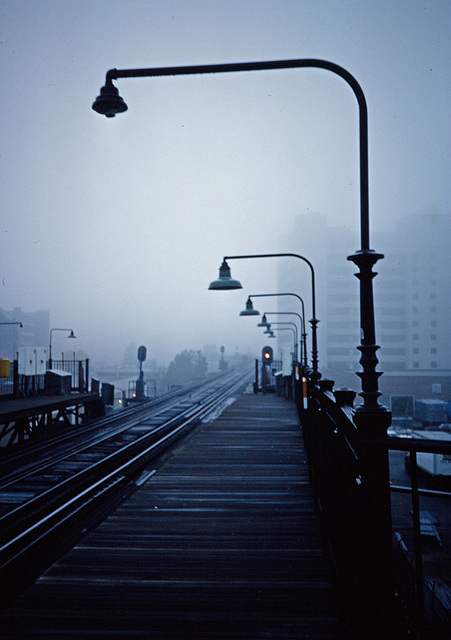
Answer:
[240,292,307,367]
[262,313,303,364]
[209,252,318,376]
[239,297,260,317]
[267,326,296,356]
[266,322,298,357]
[0,322,23,360]
[92,57,387,414]
[49,328,76,368]
[257,314,270,329]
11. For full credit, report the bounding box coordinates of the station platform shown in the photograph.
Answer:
[0,392,100,420]
[1,392,339,639]
[0,392,104,447]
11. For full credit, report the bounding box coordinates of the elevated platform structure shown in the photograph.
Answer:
[0,392,105,448]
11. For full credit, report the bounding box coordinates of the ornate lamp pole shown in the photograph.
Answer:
[92,57,385,411]
[49,328,76,368]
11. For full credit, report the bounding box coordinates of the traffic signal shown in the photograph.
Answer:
[262,346,273,364]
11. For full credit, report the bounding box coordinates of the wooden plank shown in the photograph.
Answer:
[1,393,339,639]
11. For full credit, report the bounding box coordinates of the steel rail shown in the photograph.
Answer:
[0,370,239,489]
[0,370,229,480]
[0,366,252,607]
[0,367,251,530]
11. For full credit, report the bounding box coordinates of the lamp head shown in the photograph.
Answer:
[208,260,242,290]
[92,80,128,117]
[239,297,260,316]
[263,326,272,335]
[68,330,76,339]
[257,313,270,328]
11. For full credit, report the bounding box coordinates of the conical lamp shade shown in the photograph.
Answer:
[208,260,242,290]
[239,297,260,316]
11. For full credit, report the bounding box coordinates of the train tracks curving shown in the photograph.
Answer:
[0,367,252,607]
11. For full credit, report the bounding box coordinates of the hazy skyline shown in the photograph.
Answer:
[1,1,450,366]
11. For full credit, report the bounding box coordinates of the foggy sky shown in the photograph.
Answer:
[1,0,450,366]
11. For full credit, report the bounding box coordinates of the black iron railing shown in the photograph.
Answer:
[294,371,451,639]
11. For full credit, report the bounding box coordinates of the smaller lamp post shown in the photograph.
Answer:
[257,314,271,329]
[261,313,303,364]
[239,297,260,316]
[209,252,318,376]
[265,323,298,359]
[242,293,307,367]
[49,328,76,369]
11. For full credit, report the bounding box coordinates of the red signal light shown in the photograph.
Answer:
[262,346,273,364]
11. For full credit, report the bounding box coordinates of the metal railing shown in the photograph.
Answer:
[0,359,90,397]
[293,370,451,639]
[50,358,89,392]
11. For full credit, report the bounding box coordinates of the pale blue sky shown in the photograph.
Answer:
[0,0,449,364]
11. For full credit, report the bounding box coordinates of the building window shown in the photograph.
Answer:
[431,362,437,368]
[413,321,419,327]
[431,321,437,327]
[430,307,436,313]
[412,307,419,313]
[431,334,437,341]
[413,334,419,341]
[380,321,406,330]
[430,293,436,300]
[327,348,351,356]
[413,362,419,368]
[413,348,419,354]
[431,348,437,354]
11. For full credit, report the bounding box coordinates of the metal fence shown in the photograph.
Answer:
[294,370,451,639]
[0,359,90,397]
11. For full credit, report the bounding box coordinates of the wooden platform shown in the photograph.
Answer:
[0,393,339,639]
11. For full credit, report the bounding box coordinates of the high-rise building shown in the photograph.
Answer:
[277,212,451,380]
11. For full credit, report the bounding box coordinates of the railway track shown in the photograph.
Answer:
[0,367,252,608]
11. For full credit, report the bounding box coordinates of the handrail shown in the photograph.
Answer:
[296,370,450,638]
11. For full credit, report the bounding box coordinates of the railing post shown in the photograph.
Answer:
[13,359,19,398]
[85,359,89,393]
[352,409,396,638]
